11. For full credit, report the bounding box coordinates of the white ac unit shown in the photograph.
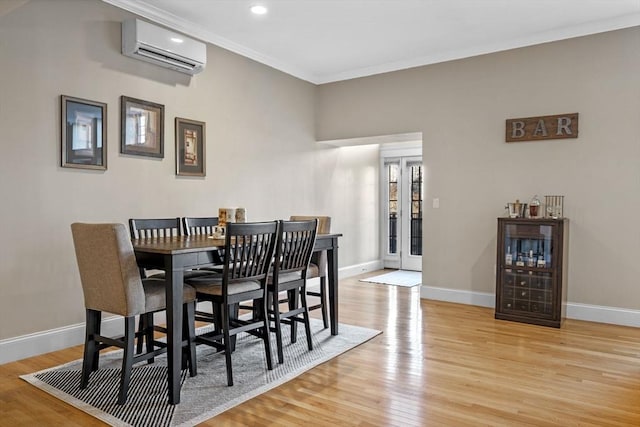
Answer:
[122,18,206,75]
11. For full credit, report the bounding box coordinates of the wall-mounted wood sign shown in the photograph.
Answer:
[506,113,578,142]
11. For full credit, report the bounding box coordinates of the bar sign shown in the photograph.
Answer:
[506,113,578,142]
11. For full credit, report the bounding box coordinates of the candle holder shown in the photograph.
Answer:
[544,195,564,219]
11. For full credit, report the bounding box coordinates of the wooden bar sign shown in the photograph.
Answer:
[506,113,578,142]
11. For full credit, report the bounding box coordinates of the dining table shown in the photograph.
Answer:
[131,232,342,405]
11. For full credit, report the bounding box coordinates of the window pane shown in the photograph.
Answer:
[387,163,399,254]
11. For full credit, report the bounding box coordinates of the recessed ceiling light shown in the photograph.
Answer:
[170,37,184,43]
[250,5,268,15]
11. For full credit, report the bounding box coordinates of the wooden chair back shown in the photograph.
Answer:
[222,221,279,286]
[129,217,181,239]
[276,219,318,278]
[182,216,219,236]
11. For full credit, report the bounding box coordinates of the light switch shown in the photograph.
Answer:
[432,198,440,209]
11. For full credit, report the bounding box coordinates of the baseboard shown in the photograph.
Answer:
[339,260,384,278]
[6,262,638,365]
[420,285,495,307]
[420,285,640,328]
[1,260,381,365]
[0,316,122,365]
[565,302,640,327]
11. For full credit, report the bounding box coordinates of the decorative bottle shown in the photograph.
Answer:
[505,246,512,266]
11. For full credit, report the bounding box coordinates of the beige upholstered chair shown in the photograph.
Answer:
[267,219,318,364]
[71,223,197,405]
[290,215,331,328]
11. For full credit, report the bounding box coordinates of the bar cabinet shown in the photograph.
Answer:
[495,217,568,327]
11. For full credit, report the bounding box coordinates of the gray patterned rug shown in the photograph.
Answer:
[21,319,380,427]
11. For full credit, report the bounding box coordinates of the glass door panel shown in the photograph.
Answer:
[382,157,423,271]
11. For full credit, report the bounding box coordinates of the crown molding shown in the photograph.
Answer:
[101,0,321,84]
[317,13,640,83]
[103,1,640,85]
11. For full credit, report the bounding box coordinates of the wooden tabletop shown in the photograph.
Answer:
[132,233,342,255]
[131,235,225,254]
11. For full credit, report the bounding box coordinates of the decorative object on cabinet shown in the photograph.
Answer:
[529,195,541,218]
[495,217,568,328]
[175,117,205,176]
[120,96,164,158]
[544,195,564,219]
[61,95,107,170]
[506,199,527,218]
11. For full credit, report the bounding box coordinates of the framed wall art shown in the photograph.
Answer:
[120,96,164,158]
[61,95,107,170]
[175,117,205,176]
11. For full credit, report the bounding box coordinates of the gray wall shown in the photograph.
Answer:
[317,27,640,311]
[0,0,379,343]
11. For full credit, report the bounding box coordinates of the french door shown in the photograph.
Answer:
[382,157,423,271]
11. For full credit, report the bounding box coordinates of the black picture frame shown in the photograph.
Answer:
[120,96,164,158]
[61,95,107,170]
[175,117,206,177]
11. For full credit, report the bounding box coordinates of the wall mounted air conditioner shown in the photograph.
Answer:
[122,18,206,75]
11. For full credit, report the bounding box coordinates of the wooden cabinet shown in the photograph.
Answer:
[495,218,568,328]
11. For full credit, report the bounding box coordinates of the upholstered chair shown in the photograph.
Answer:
[71,222,197,405]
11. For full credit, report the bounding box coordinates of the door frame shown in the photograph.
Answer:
[379,141,422,270]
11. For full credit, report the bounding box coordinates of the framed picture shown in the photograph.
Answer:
[61,95,107,170]
[175,117,206,176]
[120,96,164,158]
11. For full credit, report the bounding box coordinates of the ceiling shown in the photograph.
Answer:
[104,0,640,84]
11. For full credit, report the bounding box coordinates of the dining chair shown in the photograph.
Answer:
[267,219,318,364]
[128,217,181,279]
[182,216,219,236]
[70,223,197,405]
[182,216,225,329]
[185,221,279,386]
[182,216,224,270]
[129,217,212,356]
[290,215,331,328]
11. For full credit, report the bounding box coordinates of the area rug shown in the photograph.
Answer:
[21,319,380,427]
[360,270,422,287]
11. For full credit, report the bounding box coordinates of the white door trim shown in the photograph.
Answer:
[379,140,422,270]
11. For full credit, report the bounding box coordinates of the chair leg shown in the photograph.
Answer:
[118,317,136,405]
[229,302,239,352]
[143,313,155,364]
[80,309,100,389]
[289,289,299,343]
[92,311,102,372]
[222,304,234,386]
[183,301,197,377]
[136,315,145,355]
[300,287,313,351]
[319,276,329,329]
[213,301,223,346]
[271,290,284,364]
[260,295,273,371]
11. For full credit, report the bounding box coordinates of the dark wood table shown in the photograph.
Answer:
[132,232,341,404]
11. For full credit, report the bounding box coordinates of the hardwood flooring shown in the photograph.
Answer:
[2,270,640,426]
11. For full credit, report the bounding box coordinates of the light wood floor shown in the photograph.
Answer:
[3,270,640,426]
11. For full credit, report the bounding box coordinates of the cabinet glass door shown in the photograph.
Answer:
[500,223,555,318]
